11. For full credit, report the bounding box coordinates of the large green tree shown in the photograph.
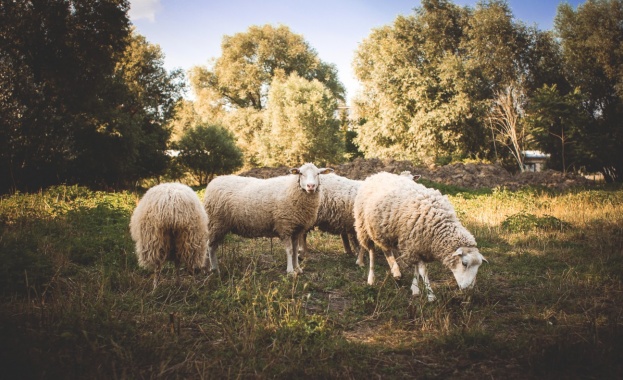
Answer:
[260,74,343,166]
[176,124,244,185]
[0,0,130,191]
[188,24,345,167]
[352,0,564,166]
[190,24,345,111]
[555,0,623,182]
[0,1,183,192]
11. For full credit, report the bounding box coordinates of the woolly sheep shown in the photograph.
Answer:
[299,171,422,266]
[129,183,208,289]
[297,173,364,264]
[354,172,487,301]
[203,163,333,275]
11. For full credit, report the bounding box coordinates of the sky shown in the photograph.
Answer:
[129,0,585,103]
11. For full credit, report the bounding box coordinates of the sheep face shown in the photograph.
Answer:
[449,247,488,289]
[290,163,334,193]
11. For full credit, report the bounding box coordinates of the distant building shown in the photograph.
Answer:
[522,150,550,172]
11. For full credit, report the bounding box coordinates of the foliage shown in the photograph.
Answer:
[1,185,623,378]
[555,0,623,182]
[352,0,565,167]
[176,124,244,185]
[487,83,529,172]
[501,211,571,232]
[185,24,346,168]
[190,24,345,111]
[525,85,589,173]
[0,2,183,193]
[260,73,344,166]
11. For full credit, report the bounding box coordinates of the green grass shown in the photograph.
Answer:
[1,184,622,379]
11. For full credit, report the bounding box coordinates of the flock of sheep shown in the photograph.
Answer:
[130,163,487,300]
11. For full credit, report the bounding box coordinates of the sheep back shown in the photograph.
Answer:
[355,172,476,268]
[130,183,208,271]
[204,173,320,243]
[316,173,361,235]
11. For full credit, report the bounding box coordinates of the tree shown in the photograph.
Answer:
[352,0,485,164]
[191,24,345,111]
[260,74,343,166]
[186,24,346,168]
[487,84,528,172]
[0,0,131,192]
[0,1,184,192]
[176,125,243,185]
[556,0,623,182]
[525,85,588,173]
[352,0,563,166]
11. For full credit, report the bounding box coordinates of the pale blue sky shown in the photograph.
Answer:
[129,0,584,103]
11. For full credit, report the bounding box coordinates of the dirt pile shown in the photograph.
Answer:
[239,158,594,190]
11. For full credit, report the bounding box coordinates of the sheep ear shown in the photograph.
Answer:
[481,255,489,264]
[452,248,464,257]
[290,168,301,175]
[413,174,421,181]
[319,168,334,174]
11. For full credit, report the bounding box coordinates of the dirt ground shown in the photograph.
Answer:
[239,158,595,190]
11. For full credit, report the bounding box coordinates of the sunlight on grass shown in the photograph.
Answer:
[1,184,622,378]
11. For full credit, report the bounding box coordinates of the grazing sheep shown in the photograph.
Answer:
[299,171,422,266]
[354,172,487,301]
[203,163,333,275]
[129,183,208,289]
[297,173,364,265]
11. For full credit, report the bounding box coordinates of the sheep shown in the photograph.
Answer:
[129,183,208,289]
[354,172,487,301]
[298,171,422,266]
[203,163,333,275]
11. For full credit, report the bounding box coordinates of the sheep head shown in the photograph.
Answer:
[449,247,488,289]
[290,163,334,193]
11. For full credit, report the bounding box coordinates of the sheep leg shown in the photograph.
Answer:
[367,248,375,285]
[340,233,353,256]
[417,262,436,302]
[283,236,302,275]
[351,234,365,267]
[355,246,365,267]
[207,242,220,273]
[410,266,421,296]
[292,233,303,273]
[385,250,402,279]
[298,233,307,262]
[152,268,160,291]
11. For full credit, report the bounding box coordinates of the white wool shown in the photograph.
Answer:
[354,172,486,299]
[203,163,332,274]
[129,183,208,288]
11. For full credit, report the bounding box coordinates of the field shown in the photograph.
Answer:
[1,182,622,379]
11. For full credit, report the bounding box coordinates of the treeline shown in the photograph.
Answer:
[351,0,623,181]
[0,0,183,192]
[2,0,623,194]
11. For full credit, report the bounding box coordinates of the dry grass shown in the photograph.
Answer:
[1,184,622,378]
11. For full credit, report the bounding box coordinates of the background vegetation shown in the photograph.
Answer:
[3,0,623,194]
[1,183,622,378]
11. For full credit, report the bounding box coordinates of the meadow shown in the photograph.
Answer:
[1,182,622,379]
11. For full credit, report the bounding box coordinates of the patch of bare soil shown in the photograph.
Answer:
[239,158,594,190]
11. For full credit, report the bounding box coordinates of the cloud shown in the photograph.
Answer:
[128,0,162,22]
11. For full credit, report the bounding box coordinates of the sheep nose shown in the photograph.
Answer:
[306,183,316,192]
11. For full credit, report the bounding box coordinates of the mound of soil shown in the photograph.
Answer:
[239,158,594,191]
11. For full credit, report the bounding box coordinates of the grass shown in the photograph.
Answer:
[1,183,622,378]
